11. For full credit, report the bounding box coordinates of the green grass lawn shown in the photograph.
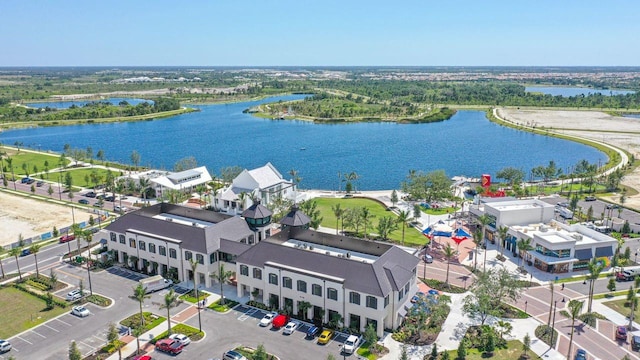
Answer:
[0,286,69,338]
[603,298,639,319]
[313,197,428,247]
[444,340,541,360]
[48,168,121,188]
[1,148,69,177]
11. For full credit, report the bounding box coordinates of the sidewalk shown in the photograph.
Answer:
[106,320,168,360]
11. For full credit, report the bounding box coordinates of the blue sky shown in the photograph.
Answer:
[1,0,638,66]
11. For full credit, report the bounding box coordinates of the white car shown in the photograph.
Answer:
[283,321,298,335]
[343,335,360,354]
[259,312,277,327]
[0,339,11,353]
[115,205,127,212]
[169,333,191,346]
[65,289,83,301]
[71,306,90,317]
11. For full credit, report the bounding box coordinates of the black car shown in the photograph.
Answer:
[632,335,640,350]
[84,191,96,198]
[306,325,321,339]
[104,195,115,202]
[78,199,90,205]
[585,196,596,201]
[36,181,44,187]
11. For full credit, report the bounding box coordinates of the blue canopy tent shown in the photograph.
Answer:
[454,228,471,237]
[432,231,452,237]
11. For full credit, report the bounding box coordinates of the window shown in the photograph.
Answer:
[297,280,307,293]
[209,252,217,264]
[110,232,116,242]
[283,277,292,289]
[169,248,177,259]
[327,287,338,301]
[384,295,389,307]
[119,234,125,244]
[129,238,136,248]
[240,265,249,276]
[366,296,378,309]
[196,254,204,265]
[349,292,360,305]
[159,246,166,256]
[268,273,278,285]
[399,290,404,301]
[185,251,193,261]
[404,283,410,294]
[312,284,322,297]
[253,268,262,280]
[138,241,146,251]
[148,243,156,253]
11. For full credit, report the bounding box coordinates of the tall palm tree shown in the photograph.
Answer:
[71,224,83,258]
[476,214,492,270]
[6,156,16,190]
[138,176,151,203]
[443,243,455,287]
[360,207,375,239]
[188,258,203,331]
[516,238,533,268]
[29,243,42,278]
[83,229,94,295]
[8,247,22,280]
[331,203,344,235]
[587,258,604,313]
[0,247,6,278]
[547,283,554,328]
[160,289,180,335]
[210,263,234,305]
[472,229,482,271]
[497,225,509,259]
[130,284,150,328]
[396,210,411,246]
[567,299,584,359]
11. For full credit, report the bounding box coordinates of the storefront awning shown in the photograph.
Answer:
[528,251,578,265]
[574,249,592,261]
[595,246,614,257]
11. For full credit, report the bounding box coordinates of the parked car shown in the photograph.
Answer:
[422,254,433,263]
[20,248,31,257]
[36,181,44,187]
[574,349,587,360]
[84,191,96,198]
[222,350,247,360]
[272,314,290,329]
[115,205,127,212]
[20,177,31,184]
[632,335,640,350]
[283,321,298,335]
[306,325,321,339]
[60,234,76,243]
[343,335,360,354]
[259,312,277,327]
[66,289,84,301]
[93,202,104,208]
[105,195,115,202]
[26,178,35,184]
[132,356,152,360]
[318,329,334,344]
[169,333,191,346]
[71,306,90,317]
[96,194,105,200]
[155,339,184,355]
[616,325,628,341]
[0,339,11,353]
[585,195,596,201]
[78,199,90,205]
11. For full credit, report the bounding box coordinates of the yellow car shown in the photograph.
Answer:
[317,329,334,345]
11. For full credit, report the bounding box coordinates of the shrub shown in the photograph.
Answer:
[151,323,204,344]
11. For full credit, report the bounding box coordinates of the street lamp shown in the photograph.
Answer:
[635,251,638,264]
[524,301,528,315]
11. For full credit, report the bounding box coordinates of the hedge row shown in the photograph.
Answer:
[13,283,68,308]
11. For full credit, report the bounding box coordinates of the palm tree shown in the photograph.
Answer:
[298,300,312,320]
[443,242,455,287]
[83,229,94,296]
[210,263,234,305]
[516,238,533,268]
[472,229,482,271]
[6,156,16,190]
[567,300,584,359]
[8,247,22,280]
[138,176,151,203]
[547,282,554,328]
[587,258,604,313]
[29,243,42,278]
[497,225,509,260]
[188,258,203,331]
[160,289,180,335]
[396,210,411,246]
[360,207,375,239]
[130,284,150,328]
[331,203,344,235]
[476,214,492,270]
[0,247,5,279]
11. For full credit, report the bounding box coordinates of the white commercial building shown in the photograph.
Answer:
[118,166,212,199]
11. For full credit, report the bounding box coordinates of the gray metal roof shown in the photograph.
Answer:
[236,237,419,297]
[279,206,310,227]
[167,169,201,183]
[242,202,272,219]
[105,203,253,254]
[219,239,252,256]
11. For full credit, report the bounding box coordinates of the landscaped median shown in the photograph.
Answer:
[150,323,204,344]
[208,298,239,312]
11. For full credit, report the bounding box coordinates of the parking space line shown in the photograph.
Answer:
[30,330,46,338]
[78,340,95,351]
[93,335,104,342]
[238,308,259,321]
[55,318,73,326]
[16,336,32,345]
[42,324,60,332]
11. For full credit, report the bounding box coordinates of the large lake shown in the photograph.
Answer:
[26,98,152,109]
[1,95,604,190]
[525,86,635,97]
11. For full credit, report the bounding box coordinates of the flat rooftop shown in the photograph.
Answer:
[152,213,214,228]
[492,202,547,211]
[283,239,378,264]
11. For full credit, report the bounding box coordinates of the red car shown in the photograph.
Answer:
[155,339,184,355]
[132,356,152,360]
[60,234,75,243]
[616,326,628,341]
[272,314,290,329]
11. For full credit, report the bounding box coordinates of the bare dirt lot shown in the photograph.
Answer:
[498,108,640,208]
[0,192,92,247]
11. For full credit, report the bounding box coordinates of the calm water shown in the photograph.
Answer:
[525,86,635,97]
[624,114,640,119]
[25,97,153,109]
[1,95,604,190]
